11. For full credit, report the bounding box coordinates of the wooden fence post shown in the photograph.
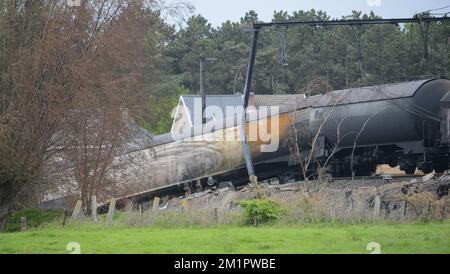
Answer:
[62,209,67,227]
[125,201,133,213]
[20,217,27,232]
[72,200,82,218]
[181,199,189,211]
[107,198,117,225]
[373,195,381,218]
[153,197,160,211]
[403,200,408,221]
[91,195,97,223]
[214,208,218,224]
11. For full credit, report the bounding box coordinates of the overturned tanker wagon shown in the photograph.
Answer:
[104,78,450,209]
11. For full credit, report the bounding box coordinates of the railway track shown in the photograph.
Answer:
[97,172,447,214]
[333,173,446,182]
[331,174,426,182]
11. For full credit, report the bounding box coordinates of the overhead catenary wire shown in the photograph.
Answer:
[417,5,450,17]
[418,5,450,14]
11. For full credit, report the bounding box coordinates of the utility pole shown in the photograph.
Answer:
[240,28,260,185]
[200,56,217,125]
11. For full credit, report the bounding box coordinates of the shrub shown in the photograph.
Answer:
[6,208,63,232]
[279,194,330,225]
[248,184,270,199]
[238,199,284,226]
[405,192,448,221]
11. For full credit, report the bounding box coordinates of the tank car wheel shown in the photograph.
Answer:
[387,158,398,168]
[206,176,216,186]
[334,163,352,177]
[277,172,295,184]
[353,162,377,176]
[420,167,434,174]
[388,162,398,168]
[403,165,416,175]
[432,160,448,174]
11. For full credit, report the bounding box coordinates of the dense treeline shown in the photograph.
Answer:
[147,9,450,134]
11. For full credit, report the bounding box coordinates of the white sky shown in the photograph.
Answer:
[184,0,450,27]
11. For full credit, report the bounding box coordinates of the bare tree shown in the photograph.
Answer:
[289,95,344,190]
[0,0,96,230]
[349,108,385,180]
[320,117,353,169]
[289,85,389,189]
[0,0,188,230]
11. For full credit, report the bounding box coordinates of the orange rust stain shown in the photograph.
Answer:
[245,112,293,154]
[197,111,295,173]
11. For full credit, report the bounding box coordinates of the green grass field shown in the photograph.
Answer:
[1,222,450,254]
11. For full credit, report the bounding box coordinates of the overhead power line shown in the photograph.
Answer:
[253,17,450,28]
[420,5,450,14]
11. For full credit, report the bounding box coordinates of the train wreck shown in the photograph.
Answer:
[3,1,450,256]
[98,78,450,212]
[95,16,450,212]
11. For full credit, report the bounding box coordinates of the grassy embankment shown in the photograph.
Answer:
[1,222,449,254]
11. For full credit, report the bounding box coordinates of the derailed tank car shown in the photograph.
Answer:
[308,78,450,176]
[124,78,450,193]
